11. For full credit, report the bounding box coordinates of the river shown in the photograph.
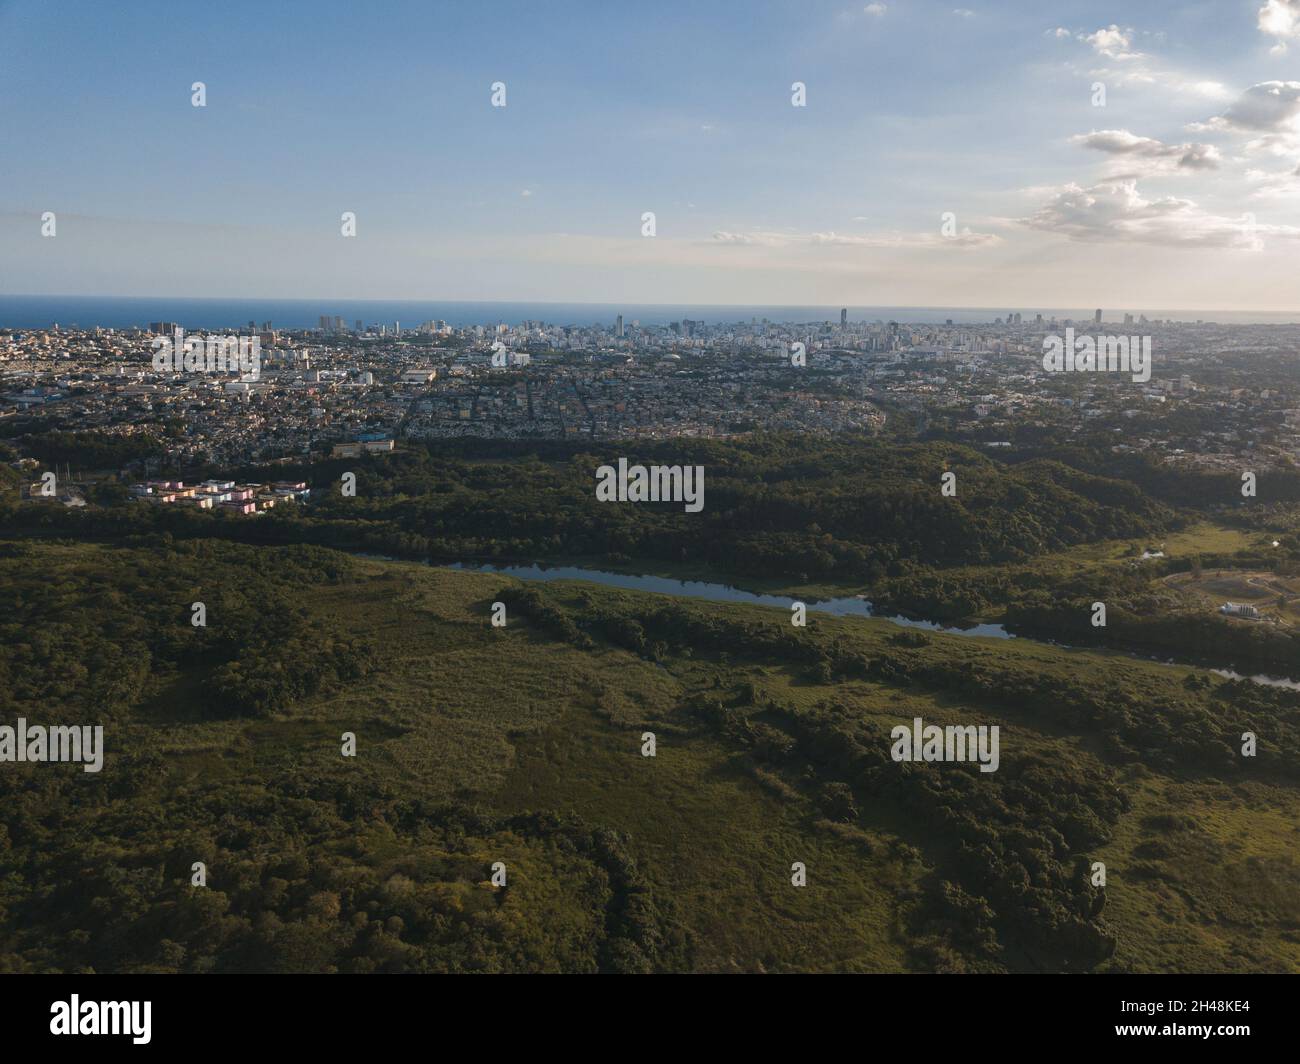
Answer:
[438,560,1300,690]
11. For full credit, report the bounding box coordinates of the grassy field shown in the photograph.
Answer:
[1,540,1297,972]
[1164,570,1300,627]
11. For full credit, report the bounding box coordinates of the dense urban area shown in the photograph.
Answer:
[3,311,1299,480]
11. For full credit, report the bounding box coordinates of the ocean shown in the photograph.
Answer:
[1,295,1297,330]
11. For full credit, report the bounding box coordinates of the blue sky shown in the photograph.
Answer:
[3,0,1300,309]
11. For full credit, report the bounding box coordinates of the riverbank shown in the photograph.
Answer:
[419,556,1300,689]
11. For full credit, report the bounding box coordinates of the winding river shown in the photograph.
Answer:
[439,560,1300,690]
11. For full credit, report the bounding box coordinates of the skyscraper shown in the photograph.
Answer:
[616,314,624,338]
[1094,309,1102,324]
[840,308,847,328]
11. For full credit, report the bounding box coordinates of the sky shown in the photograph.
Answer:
[2,0,1300,311]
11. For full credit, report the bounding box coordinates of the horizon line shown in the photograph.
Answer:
[3,292,1300,319]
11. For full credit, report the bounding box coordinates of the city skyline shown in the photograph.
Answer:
[9,293,1300,331]
[3,1,1300,310]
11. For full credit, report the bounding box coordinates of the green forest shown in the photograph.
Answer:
[1,539,1296,973]
[4,433,1299,674]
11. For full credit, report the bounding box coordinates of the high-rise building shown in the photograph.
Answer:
[616,314,624,338]
[1094,308,1102,324]
[840,308,847,328]
[355,320,363,333]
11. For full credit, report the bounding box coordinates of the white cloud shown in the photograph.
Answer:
[710,231,785,246]
[1021,180,1298,248]
[1197,80,1300,133]
[1193,81,1300,160]
[864,3,887,16]
[1050,26,1230,102]
[952,8,975,17]
[1184,80,1234,101]
[1244,166,1300,198]
[1084,25,1144,61]
[1258,0,1300,53]
[1071,129,1222,177]
[813,229,1002,248]
[711,227,1002,249]
[1087,66,1230,101]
